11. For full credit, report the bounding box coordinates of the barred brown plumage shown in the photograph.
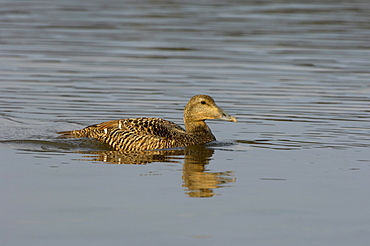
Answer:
[57,95,237,151]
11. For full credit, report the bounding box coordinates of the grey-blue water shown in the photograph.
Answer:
[1,0,370,245]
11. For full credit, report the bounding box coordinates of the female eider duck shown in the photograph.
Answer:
[57,95,237,152]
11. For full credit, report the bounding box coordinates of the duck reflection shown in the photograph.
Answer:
[181,146,235,198]
[80,145,235,198]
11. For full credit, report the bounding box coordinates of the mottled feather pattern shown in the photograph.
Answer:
[57,95,237,151]
[95,118,185,151]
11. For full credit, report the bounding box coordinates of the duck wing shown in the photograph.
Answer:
[97,117,187,151]
[58,117,187,151]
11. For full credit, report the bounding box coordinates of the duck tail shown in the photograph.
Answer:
[56,130,82,138]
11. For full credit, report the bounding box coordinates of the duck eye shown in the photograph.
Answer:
[200,101,206,104]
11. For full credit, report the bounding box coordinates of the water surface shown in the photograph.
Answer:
[1,0,370,245]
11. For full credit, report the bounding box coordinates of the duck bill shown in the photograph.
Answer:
[218,108,238,122]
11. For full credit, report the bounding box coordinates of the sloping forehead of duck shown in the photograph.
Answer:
[189,95,215,103]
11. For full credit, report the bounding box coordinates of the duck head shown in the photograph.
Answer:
[184,95,238,123]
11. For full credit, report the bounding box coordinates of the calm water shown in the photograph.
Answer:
[1,0,370,245]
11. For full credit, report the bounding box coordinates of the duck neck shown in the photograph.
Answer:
[184,117,215,138]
